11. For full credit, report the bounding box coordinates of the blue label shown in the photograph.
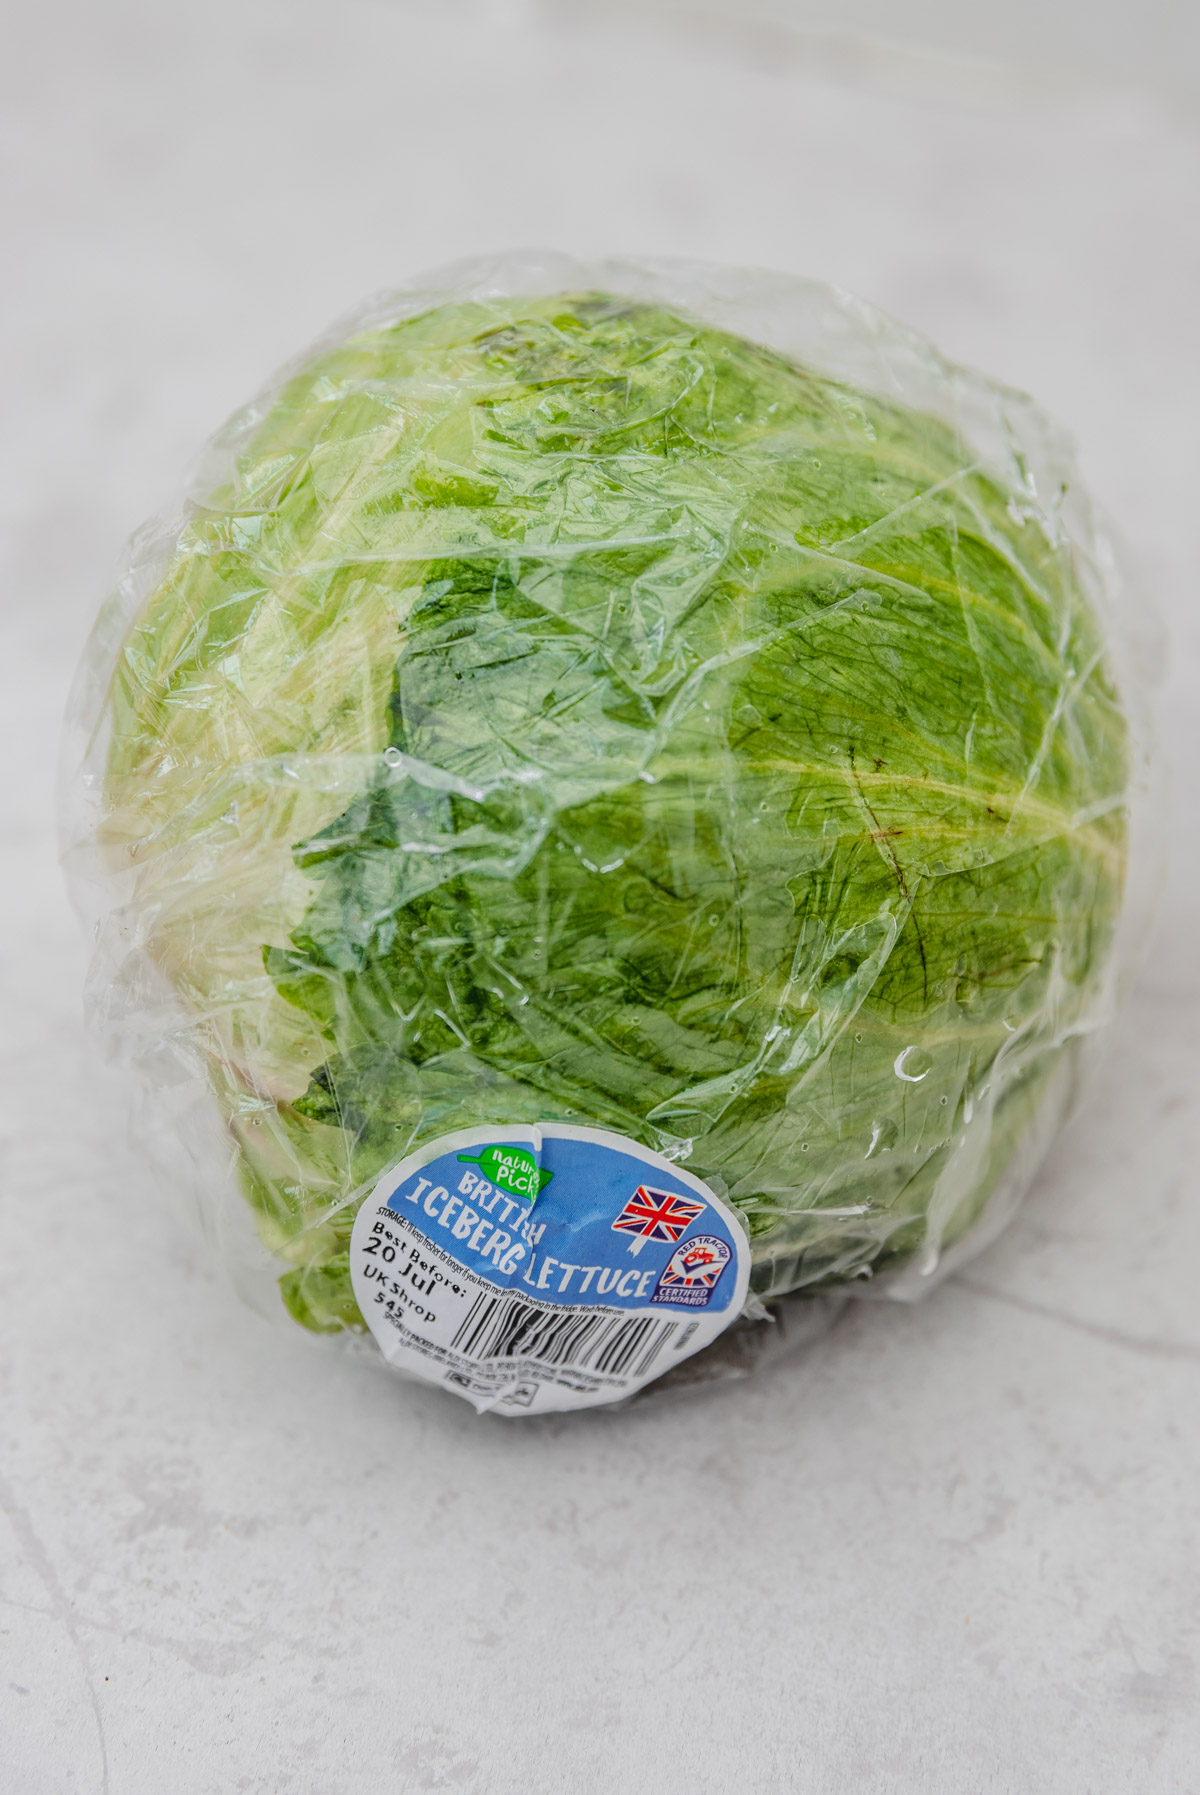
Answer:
[382,1129,741,1317]
[350,1123,751,1414]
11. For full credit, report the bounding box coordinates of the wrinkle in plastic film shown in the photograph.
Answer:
[61,253,1153,1376]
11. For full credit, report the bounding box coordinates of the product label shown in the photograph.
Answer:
[348,1124,750,1415]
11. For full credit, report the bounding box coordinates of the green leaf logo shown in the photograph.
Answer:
[457,1144,553,1204]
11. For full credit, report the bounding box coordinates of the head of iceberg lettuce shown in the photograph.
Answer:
[100,286,1129,1330]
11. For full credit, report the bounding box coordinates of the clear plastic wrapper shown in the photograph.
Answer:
[61,253,1157,1412]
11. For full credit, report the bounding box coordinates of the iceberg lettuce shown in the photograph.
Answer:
[98,284,1129,1332]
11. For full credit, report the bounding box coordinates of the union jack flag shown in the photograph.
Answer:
[611,1186,706,1256]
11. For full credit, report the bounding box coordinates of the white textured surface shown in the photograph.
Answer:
[2,4,1199,1790]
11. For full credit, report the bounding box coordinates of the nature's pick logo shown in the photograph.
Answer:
[457,1143,553,1205]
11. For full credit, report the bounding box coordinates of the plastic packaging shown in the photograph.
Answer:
[61,252,1156,1411]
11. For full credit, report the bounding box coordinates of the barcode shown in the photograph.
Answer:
[451,1293,678,1380]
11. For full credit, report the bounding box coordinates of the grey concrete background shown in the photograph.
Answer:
[2,2,1198,1790]
[547,0,1200,115]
